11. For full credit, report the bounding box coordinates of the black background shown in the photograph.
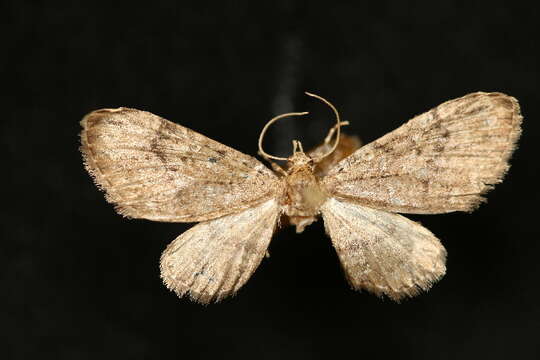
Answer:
[4,1,540,359]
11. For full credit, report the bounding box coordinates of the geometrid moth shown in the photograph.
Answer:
[80,92,522,304]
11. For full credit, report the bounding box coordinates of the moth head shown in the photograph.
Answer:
[258,91,347,166]
[286,141,315,172]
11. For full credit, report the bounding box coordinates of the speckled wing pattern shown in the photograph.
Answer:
[321,92,521,300]
[160,199,280,304]
[323,92,522,214]
[321,198,446,300]
[81,108,281,222]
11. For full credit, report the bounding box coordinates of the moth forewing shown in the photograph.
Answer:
[322,92,522,214]
[80,107,281,223]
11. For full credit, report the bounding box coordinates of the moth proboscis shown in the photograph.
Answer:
[80,91,522,304]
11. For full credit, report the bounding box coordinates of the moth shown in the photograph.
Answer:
[80,92,522,304]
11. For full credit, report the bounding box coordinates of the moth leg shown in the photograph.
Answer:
[259,153,287,176]
[323,121,349,145]
[270,161,287,176]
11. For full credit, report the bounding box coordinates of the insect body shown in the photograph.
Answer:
[81,92,522,303]
[281,152,326,232]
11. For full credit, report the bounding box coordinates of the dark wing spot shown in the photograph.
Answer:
[150,121,168,163]
[434,143,445,153]
[463,105,489,116]
[103,119,124,127]
[431,107,441,123]
[493,97,514,110]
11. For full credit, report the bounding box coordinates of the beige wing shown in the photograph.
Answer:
[321,198,446,301]
[81,108,281,222]
[160,198,280,304]
[323,92,522,214]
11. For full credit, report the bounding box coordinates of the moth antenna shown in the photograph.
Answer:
[296,140,304,153]
[258,111,309,161]
[291,139,304,154]
[304,92,343,162]
[292,140,298,154]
